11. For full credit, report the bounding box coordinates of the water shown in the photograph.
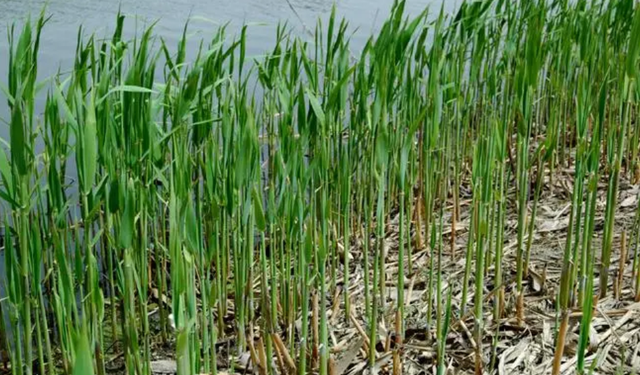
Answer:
[0,0,460,120]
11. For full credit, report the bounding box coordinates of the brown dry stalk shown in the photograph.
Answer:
[331,288,341,324]
[272,333,297,374]
[392,351,401,375]
[552,311,570,375]
[384,333,391,353]
[474,345,482,375]
[516,292,525,325]
[247,336,264,375]
[273,338,288,375]
[329,356,337,375]
[257,338,268,375]
[393,309,403,375]
[349,310,371,354]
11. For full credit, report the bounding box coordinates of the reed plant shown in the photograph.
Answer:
[0,1,639,374]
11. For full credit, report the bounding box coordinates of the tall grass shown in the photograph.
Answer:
[0,0,639,374]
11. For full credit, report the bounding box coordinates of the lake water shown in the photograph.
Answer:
[0,0,459,121]
[0,0,457,77]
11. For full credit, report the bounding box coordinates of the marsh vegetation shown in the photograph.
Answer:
[1,0,640,374]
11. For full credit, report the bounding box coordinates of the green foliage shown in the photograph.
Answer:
[0,2,639,375]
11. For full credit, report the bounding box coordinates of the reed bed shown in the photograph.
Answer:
[1,0,640,374]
